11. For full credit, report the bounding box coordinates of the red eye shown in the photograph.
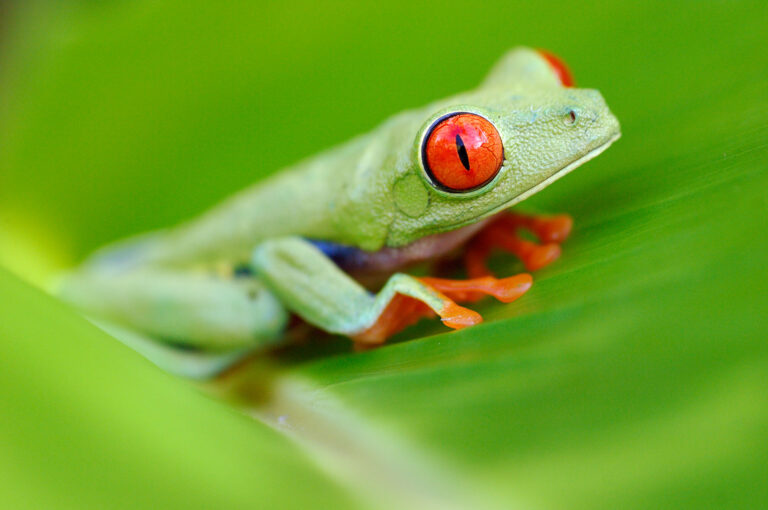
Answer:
[537,49,574,87]
[422,113,504,192]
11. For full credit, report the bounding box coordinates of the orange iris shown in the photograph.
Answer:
[422,113,504,192]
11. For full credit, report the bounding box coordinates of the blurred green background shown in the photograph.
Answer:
[1,1,767,509]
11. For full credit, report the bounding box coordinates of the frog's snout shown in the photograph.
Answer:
[563,89,621,140]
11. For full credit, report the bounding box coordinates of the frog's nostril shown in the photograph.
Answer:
[564,109,577,125]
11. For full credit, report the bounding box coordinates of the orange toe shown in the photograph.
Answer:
[440,301,483,329]
[487,273,533,302]
[418,275,533,304]
[530,214,573,243]
[523,243,561,271]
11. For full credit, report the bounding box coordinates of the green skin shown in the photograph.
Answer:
[59,48,621,378]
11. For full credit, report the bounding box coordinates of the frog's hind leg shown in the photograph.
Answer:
[90,318,255,379]
[465,212,573,277]
[58,269,289,378]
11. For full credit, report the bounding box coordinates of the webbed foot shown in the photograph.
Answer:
[351,274,532,347]
[465,212,573,276]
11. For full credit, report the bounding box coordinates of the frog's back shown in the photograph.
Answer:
[122,139,371,269]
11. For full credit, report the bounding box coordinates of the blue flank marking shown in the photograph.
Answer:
[306,239,363,269]
[230,240,363,278]
[233,264,254,277]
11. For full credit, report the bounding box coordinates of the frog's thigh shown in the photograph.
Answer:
[252,237,452,336]
[59,269,288,350]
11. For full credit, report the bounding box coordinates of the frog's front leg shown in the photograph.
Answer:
[465,212,573,277]
[252,237,531,347]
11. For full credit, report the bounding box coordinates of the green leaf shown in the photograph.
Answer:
[1,1,767,509]
[0,270,358,510]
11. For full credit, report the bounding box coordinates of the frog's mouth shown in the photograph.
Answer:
[457,132,622,228]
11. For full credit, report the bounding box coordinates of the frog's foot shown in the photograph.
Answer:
[351,291,478,346]
[465,212,572,276]
[503,211,573,243]
[351,274,531,346]
[351,295,438,349]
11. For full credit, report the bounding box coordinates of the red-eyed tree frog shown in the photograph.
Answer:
[58,48,621,378]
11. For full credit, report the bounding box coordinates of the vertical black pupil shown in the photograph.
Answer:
[455,134,471,171]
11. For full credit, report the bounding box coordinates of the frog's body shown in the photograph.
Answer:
[59,48,620,378]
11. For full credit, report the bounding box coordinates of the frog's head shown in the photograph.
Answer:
[384,48,621,246]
